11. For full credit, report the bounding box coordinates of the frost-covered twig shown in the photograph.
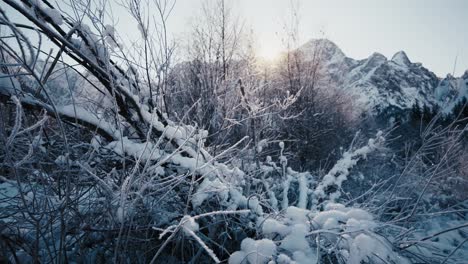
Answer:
[183,226,221,263]
[399,222,468,250]
[313,131,385,205]
[152,210,249,263]
[440,237,468,264]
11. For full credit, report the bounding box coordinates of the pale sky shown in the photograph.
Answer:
[3,0,467,77]
[158,0,468,77]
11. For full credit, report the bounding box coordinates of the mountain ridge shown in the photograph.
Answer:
[298,39,468,116]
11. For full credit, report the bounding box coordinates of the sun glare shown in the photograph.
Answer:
[257,44,281,62]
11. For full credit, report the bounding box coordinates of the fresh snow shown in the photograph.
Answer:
[181,215,199,234]
[391,50,411,66]
[229,238,277,264]
[42,7,63,25]
[297,39,462,115]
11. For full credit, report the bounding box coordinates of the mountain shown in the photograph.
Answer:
[298,39,468,117]
[434,71,468,113]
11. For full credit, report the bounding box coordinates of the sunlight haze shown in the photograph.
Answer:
[161,0,468,77]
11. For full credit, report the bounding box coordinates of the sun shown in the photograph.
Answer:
[257,44,281,62]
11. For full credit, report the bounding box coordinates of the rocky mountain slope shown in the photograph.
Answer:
[299,39,468,116]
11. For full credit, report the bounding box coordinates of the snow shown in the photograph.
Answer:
[103,25,115,39]
[181,215,199,234]
[54,155,68,165]
[391,51,411,66]
[348,234,378,263]
[299,39,346,66]
[257,139,268,153]
[434,73,468,113]
[296,173,308,209]
[323,202,346,211]
[181,217,220,263]
[58,105,120,139]
[345,208,373,221]
[90,136,102,149]
[248,196,263,215]
[292,250,317,264]
[116,206,125,223]
[347,233,399,264]
[229,238,277,264]
[106,137,162,161]
[229,251,247,264]
[405,216,468,262]
[42,7,63,25]
[296,39,442,114]
[190,176,257,214]
[285,206,311,224]
[312,210,347,227]
[228,188,249,209]
[312,205,374,229]
[280,224,310,252]
[276,254,294,264]
[1,12,465,262]
[281,175,292,209]
[192,178,229,208]
[104,25,117,48]
[262,218,289,236]
[279,155,287,166]
[313,131,384,204]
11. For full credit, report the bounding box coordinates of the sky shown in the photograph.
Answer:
[2,0,467,77]
[158,0,468,77]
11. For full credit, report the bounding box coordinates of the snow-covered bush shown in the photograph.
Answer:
[1,0,467,263]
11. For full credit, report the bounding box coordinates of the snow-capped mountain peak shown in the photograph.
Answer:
[362,52,387,71]
[391,51,411,66]
[462,70,468,80]
[299,38,346,64]
[297,39,466,117]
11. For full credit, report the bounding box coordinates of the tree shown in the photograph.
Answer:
[265,1,356,170]
[165,0,246,149]
[410,101,422,125]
